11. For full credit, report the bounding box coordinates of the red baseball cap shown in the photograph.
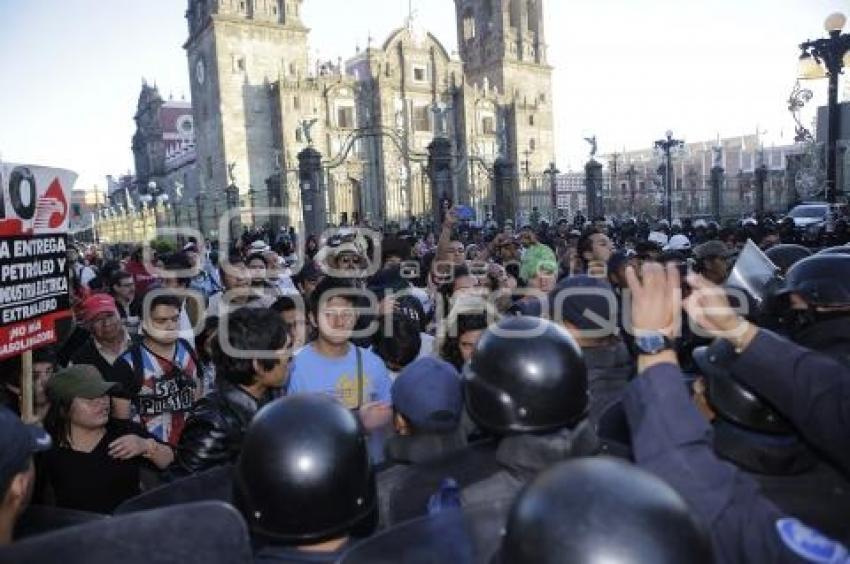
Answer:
[81,294,119,322]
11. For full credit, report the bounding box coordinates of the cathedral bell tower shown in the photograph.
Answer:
[454,0,555,213]
[184,0,308,230]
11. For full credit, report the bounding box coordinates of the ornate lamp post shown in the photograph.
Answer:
[543,162,560,221]
[798,12,850,203]
[654,130,685,224]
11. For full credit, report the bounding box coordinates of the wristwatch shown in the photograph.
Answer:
[635,332,675,355]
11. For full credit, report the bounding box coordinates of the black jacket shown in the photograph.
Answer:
[461,421,599,507]
[582,340,634,424]
[174,380,269,475]
[376,432,493,528]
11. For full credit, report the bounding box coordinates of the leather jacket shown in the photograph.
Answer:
[174,380,269,475]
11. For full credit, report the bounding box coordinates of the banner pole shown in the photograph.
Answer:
[20,350,34,423]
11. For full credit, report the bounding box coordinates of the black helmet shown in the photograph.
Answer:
[693,341,794,435]
[764,244,812,272]
[818,245,850,256]
[463,316,587,434]
[777,254,850,306]
[501,458,713,564]
[233,395,376,544]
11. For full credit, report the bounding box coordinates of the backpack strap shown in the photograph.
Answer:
[131,344,145,395]
[355,345,364,410]
[176,338,201,371]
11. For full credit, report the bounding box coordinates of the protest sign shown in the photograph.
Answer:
[0,163,76,360]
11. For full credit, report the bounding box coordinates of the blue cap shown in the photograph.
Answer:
[0,406,51,487]
[391,357,463,433]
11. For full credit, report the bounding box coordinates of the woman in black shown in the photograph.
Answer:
[39,365,174,514]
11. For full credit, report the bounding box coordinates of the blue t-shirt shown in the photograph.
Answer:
[288,343,391,409]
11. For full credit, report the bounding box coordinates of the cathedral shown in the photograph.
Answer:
[182,0,555,232]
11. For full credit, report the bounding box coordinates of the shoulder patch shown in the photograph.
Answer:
[776,518,849,563]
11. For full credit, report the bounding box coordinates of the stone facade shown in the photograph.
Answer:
[129,83,201,230]
[183,0,555,232]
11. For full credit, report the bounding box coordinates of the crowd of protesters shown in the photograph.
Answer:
[1,206,850,563]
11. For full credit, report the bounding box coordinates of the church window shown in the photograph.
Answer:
[413,106,431,132]
[529,138,536,151]
[289,62,296,76]
[233,56,246,73]
[295,128,303,142]
[413,65,428,83]
[539,92,546,103]
[482,116,495,134]
[337,106,355,129]
[528,114,535,126]
[463,8,475,40]
[293,96,300,110]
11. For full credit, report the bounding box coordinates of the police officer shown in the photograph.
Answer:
[233,395,376,562]
[461,316,598,506]
[693,342,850,542]
[686,268,850,478]
[774,254,850,366]
[625,262,850,563]
[500,458,713,564]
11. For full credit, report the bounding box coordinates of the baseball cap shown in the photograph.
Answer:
[249,240,271,253]
[551,275,617,333]
[0,406,51,489]
[693,240,735,260]
[80,294,119,322]
[46,365,118,403]
[664,234,691,251]
[391,357,463,433]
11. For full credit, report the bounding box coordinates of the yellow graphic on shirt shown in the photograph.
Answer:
[334,373,371,409]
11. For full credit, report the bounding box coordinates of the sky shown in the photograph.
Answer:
[0,0,847,193]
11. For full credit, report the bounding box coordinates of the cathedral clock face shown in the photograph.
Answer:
[195,58,206,85]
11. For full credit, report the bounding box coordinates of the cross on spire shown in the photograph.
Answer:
[406,0,418,29]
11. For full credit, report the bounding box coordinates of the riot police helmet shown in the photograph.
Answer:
[764,244,812,273]
[818,245,850,256]
[776,254,850,307]
[233,395,376,544]
[463,316,587,434]
[693,341,794,435]
[501,458,713,564]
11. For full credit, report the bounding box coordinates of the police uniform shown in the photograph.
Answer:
[623,362,849,563]
[730,329,850,476]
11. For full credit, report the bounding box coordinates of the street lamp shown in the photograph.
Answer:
[798,11,850,203]
[654,130,685,224]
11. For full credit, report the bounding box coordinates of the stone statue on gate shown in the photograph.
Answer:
[712,144,723,168]
[583,136,598,159]
[300,118,318,145]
